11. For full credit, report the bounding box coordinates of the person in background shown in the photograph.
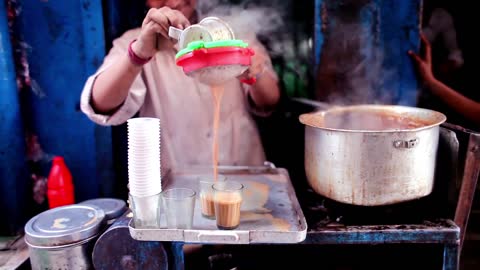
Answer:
[80,0,280,171]
[409,34,480,127]
[414,1,479,130]
[422,5,464,83]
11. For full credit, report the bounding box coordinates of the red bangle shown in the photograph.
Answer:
[128,39,152,66]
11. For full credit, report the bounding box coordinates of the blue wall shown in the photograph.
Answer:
[314,0,421,105]
[17,0,114,202]
[1,0,143,234]
[0,0,28,235]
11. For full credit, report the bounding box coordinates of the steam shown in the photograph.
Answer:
[322,44,396,106]
[196,0,288,56]
[315,0,397,105]
[423,8,463,67]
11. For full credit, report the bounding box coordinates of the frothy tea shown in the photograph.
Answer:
[214,192,242,229]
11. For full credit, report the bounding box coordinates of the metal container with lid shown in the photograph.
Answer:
[79,198,127,225]
[24,204,106,270]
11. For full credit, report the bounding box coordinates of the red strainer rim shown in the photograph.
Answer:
[175,46,255,74]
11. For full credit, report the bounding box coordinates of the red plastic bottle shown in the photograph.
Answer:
[47,156,75,208]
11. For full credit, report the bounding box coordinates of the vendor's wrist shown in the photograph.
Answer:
[128,39,153,66]
[132,40,152,58]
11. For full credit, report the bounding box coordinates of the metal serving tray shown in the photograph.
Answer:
[128,165,307,244]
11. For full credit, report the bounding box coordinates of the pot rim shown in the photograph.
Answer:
[299,104,447,133]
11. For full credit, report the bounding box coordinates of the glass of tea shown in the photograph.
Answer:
[198,174,227,219]
[212,180,244,230]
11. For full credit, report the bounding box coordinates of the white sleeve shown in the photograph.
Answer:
[80,32,147,126]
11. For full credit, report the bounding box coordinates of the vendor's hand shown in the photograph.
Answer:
[132,7,190,59]
[408,33,435,84]
[237,46,269,84]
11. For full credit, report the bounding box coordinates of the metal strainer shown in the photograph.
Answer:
[188,65,248,85]
[175,41,255,85]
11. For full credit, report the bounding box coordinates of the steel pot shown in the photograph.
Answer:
[299,104,447,206]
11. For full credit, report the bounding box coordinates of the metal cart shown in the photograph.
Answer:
[92,124,479,270]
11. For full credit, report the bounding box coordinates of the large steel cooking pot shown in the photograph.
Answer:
[299,104,447,206]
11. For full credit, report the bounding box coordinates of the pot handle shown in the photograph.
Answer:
[168,26,183,40]
[393,138,419,149]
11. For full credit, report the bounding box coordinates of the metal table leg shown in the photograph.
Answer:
[443,243,459,270]
[168,242,185,270]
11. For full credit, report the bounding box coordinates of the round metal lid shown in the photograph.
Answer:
[79,198,127,220]
[25,204,105,247]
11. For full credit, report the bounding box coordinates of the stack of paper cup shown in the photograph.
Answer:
[127,117,162,197]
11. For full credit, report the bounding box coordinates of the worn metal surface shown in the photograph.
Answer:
[313,0,421,105]
[454,132,480,249]
[304,219,459,245]
[438,123,480,253]
[28,237,97,270]
[300,105,446,206]
[437,127,461,212]
[129,166,307,244]
[0,0,28,235]
[78,198,127,224]
[17,0,113,201]
[443,244,460,270]
[24,205,105,247]
[293,124,476,270]
[0,236,30,270]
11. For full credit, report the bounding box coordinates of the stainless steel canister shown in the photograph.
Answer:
[79,198,127,225]
[24,204,106,270]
